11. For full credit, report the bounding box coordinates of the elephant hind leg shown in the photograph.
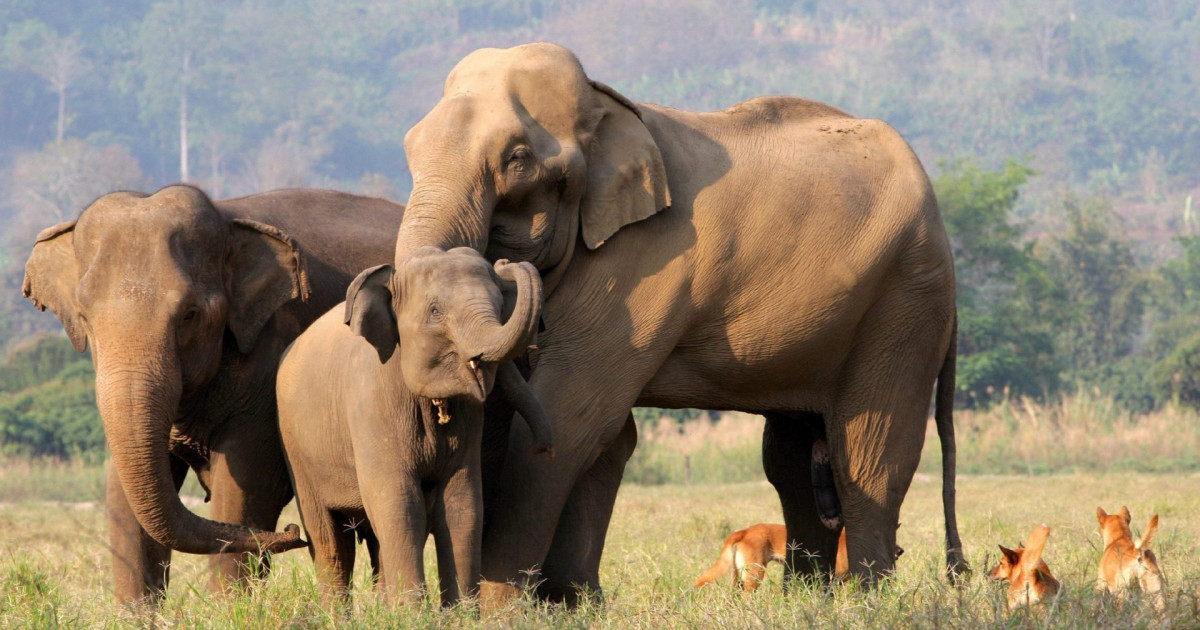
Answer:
[762,413,840,581]
[826,306,948,584]
[307,510,357,607]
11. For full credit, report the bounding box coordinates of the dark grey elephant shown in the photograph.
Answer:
[277,246,552,606]
[372,42,965,605]
[22,185,404,604]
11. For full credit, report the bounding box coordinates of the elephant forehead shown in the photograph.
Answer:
[446,45,590,126]
[405,257,493,289]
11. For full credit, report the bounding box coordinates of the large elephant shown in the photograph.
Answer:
[277,246,552,606]
[22,185,404,604]
[379,42,967,603]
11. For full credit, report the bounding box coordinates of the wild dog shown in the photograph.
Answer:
[987,524,1060,610]
[695,524,903,591]
[1096,506,1165,610]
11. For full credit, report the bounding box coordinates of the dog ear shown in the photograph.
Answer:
[1119,506,1131,524]
[1097,507,1107,524]
[1138,514,1159,550]
[999,545,1020,565]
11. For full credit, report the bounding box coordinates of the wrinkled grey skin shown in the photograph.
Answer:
[381,43,965,605]
[22,185,403,605]
[277,247,552,606]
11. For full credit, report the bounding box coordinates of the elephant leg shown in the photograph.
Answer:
[107,455,189,605]
[826,306,945,584]
[362,484,428,604]
[480,403,634,608]
[205,419,294,594]
[538,413,638,604]
[762,413,840,581]
[361,526,381,587]
[431,465,483,608]
[291,468,354,606]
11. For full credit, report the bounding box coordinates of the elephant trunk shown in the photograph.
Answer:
[95,353,305,556]
[495,362,554,457]
[394,184,490,264]
[475,260,542,363]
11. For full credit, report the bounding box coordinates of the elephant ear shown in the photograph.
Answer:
[580,80,672,250]
[227,218,310,354]
[22,221,87,352]
[344,264,398,363]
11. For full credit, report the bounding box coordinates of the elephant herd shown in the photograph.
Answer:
[22,42,966,608]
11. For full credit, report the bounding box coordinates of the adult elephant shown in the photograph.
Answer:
[22,185,404,604]
[384,43,966,603]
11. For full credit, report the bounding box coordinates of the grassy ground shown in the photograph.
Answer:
[1,471,1198,628]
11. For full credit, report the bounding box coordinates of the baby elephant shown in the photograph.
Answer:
[277,246,553,606]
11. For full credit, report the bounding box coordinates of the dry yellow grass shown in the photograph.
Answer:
[2,470,1198,628]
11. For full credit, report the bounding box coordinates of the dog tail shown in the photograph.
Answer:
[1019,524,1052,580]
[1136,514,1159,551]
[936,313,968,582]
[695,529,746,588]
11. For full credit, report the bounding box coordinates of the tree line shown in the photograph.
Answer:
[0,0,1198,455]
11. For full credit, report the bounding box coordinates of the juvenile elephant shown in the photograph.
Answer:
[277,247,553,605]
[378,43,966,603]
[22,185,404,604]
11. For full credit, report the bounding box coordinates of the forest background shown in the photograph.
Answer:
[1,0,1198,463]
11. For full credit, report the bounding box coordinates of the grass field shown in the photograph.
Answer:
[2,471,1198,628]
[3,396,1198,627]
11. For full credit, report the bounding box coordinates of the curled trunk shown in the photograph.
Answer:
[97,361,305,556]
[476,260,542,363]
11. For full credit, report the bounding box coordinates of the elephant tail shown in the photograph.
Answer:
[936,314,969,583]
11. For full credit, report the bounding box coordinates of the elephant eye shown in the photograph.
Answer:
[506,147,531,170]
[180,307,199,325]
[428,302,442,321]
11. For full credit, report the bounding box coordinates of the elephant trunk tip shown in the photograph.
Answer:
[250,523,309,555]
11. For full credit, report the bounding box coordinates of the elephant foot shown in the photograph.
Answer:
[811,439,842,531]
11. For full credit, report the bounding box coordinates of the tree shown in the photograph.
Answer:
[124,0,223,182]
[2,20,92,144]
[935,158,1060,405]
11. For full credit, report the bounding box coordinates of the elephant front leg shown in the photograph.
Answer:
[106,455,189,605]
[538,413,637,604]
[432,464,483,607]
[205,421,294,594]
[762,413,841,581]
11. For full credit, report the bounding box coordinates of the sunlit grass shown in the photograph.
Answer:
[1,471,1198,628]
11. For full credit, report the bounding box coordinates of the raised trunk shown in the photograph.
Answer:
[96,362,303,556]
[475,261,542,363]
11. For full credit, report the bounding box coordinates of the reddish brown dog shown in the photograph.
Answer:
[1096,506,1164,610]
[695,524,902,591]
[988,524,1060,610]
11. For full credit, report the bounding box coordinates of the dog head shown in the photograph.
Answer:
[1096,506,1134,547]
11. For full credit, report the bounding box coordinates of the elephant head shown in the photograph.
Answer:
[22,185,307,555]
[395,43,671,277]
[345,246,542,404]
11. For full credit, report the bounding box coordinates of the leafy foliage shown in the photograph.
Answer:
[0,336,102,458]
[935,159,1059,405]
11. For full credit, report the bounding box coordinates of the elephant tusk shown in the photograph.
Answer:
[432,398,452,424]
[468,358,480,371]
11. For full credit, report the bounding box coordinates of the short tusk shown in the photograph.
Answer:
[468,358,480,371]
[432,398,452,424]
